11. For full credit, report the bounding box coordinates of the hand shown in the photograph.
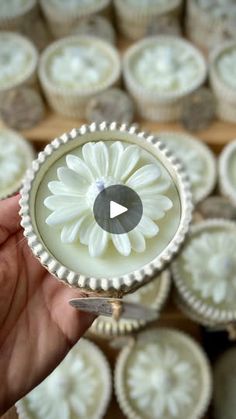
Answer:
[0,195,94,414]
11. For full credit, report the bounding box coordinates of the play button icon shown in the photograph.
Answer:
[93,185,143,234]
[110,201,128,219]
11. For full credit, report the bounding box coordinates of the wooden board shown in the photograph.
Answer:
[17,109,236,154]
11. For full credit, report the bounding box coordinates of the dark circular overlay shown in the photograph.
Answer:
[93,185,143,234]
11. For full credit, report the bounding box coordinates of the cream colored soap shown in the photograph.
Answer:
[20,123,192,296]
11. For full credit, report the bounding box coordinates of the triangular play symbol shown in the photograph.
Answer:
[110,200,128,219]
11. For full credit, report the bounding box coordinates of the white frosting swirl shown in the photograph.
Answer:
[44,141,173,258]
[127,342,197,418]
[133,44,200,92]
[0,133,26,190]
[17,339,110,419]
[183,232,236,305]
[48,43,112,89]
[0,36,33,88]
[217,47,236,90]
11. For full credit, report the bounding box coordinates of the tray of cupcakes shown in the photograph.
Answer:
[1,1,236,419]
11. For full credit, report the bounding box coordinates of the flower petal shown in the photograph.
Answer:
[126,164,161,189]
[88,223,108,257]
[66,154,93,183]
[57,167,87,194]
[48,181,73,195]
[128,229,146,253]
[61,216,87,243]
[137,177,170,195]
[79,216,95,245]
[46,205,86,226]
[109,141,124,176]
[44,195,84,210]
[137,215,159,237]
[114,145,140,181]
[82,141,109,177]
[112,233,131,256]
[142,195,173,219]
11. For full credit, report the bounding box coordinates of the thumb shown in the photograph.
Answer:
[0,194,21,245]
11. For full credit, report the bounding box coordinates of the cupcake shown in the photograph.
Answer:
[123,36,207,122]
[16,338,111,419]
[40,0,111,39]
[157,132,217,205]
[0,0,37,32]
[0,32,38,94]
[186,0,236,56]
[219,140,236,206]
[114,0,182,41]
[0,129,34,200]
[115,328,212,419]
[89,270,171,337]
[213,348,236,419]
[209,41,236,123]
[172,219,236,329]
[38,36,121,118]
[20,123,192,314]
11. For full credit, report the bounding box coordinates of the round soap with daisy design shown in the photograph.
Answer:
[20,123,192,297]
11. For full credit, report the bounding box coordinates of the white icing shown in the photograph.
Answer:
[19,340,108,419]
[48,43,112,89]
[183,232,236,304]
[127,342,197,418]
[217,47,236,90]
[44,141,173,258]
[162,137,204,186]
[0,36,32,88]
[0,133,25,190]
[133,44,200,93]
[0,0,32,15]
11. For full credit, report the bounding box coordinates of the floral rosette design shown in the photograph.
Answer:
[163,142,204,186]
[44,141,173,257]
[24,353,98,418]
[127,342,197,418]
[0,137,25,189]
[16,339,111,419]
[183,232,236,304]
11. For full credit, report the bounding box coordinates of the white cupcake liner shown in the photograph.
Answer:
[114,328,212,419]
[0,32,38,94]
[16,338,112,419]
[89,270,171,337]
[186,0,236,55]
[172,219,236,325]
[123,36,207,122]
[19,122,192,296]
[0,129,35,200]
[114,0,182,41]
[219,140,236,206]
[157,132,217,204]
[209,40,236,105]
[0,0,37,32]
[38,35,121,118]
[40,0,111,39]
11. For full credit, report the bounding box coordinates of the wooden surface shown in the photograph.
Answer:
[18,108,236,154]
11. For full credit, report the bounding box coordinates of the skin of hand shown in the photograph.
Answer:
[0,195,95,415]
